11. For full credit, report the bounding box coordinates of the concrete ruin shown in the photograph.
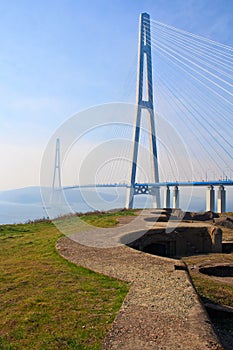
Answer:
[127,226,222,258]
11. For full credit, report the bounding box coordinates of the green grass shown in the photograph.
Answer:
[52,209,139,233]
[80,209,138,227]
[0,219,129,349]
[189,273,233,307]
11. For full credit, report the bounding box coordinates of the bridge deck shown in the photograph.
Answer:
[63,179,233,190]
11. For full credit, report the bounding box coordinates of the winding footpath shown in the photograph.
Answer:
[56,210,223,350]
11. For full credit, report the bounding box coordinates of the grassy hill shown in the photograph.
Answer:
[0,218,129,349]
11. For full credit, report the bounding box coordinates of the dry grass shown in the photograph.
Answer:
[184,253,233,307]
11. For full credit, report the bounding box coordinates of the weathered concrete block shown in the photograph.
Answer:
[209,227,222,253]
[128,226,222,257]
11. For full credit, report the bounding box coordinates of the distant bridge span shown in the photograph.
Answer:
[63,180,233,190]
[62,180,232,213]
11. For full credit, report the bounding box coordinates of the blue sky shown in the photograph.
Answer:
[0,0,232,190]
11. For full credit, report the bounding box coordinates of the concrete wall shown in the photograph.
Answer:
[128,226,222,258]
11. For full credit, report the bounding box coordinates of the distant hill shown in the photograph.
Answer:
[0,186,232,211]
[0,186,120,205]
[0,187,42,204]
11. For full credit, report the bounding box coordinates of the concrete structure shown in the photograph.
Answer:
[217,185,226,213]
[206,185,215,212]
[164,186,171,208]
[172,185,179,209]
[205,185,227,213]
[126,12,160,209]
[128,226,222,258]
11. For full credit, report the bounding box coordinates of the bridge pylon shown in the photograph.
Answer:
[126,12,161,209]
[52,138,62,190]
[50,137,62,206]
[50,138,63,205]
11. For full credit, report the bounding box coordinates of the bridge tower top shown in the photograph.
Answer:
[137,12,153,109]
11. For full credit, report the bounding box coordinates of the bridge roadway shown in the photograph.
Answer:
[63,179,233,190]
[62,180,232,213]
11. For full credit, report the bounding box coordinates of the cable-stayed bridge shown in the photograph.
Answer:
[49,13,233,214]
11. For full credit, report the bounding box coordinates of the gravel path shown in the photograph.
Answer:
[56,213,223,350]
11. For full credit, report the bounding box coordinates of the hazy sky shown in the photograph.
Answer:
[0,0,233,190]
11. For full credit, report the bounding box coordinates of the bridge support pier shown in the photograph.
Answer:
[206,185,215,212]
[217,185,226,213]
[164,186,170,208]
[173,186,179,209]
